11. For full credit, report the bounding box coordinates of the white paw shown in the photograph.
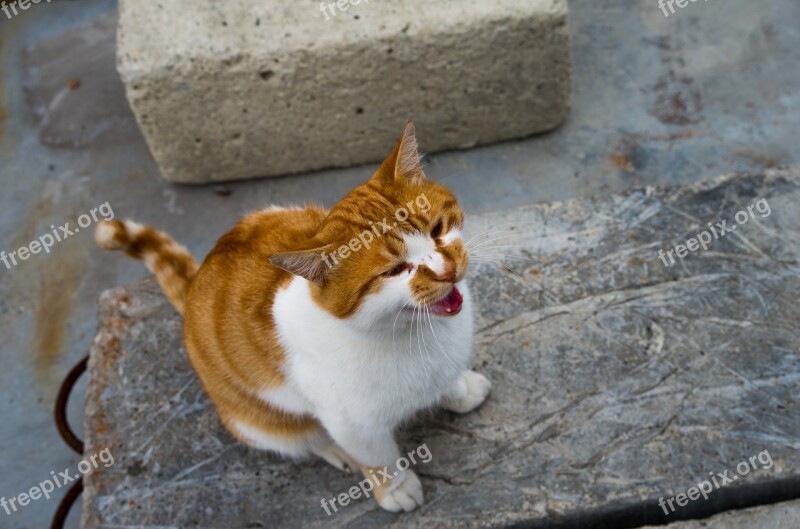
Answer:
[376,470,424,512]
[442,370,491,414]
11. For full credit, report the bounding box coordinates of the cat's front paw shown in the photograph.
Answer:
[374,469,424,512]
[441,370,491,414]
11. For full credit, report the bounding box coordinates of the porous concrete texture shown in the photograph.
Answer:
[646,500,800,529]
[82,170,800,528]
[116,0,572,182]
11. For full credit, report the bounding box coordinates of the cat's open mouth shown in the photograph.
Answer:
[429,285,463,317]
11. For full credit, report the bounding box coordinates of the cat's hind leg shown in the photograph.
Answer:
[225,414,357,474]
[228,416,323,458]
[310,437,359,474]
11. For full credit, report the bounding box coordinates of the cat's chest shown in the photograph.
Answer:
[286,323,470,420]
[280,311,470,385]
[272,279,473,415]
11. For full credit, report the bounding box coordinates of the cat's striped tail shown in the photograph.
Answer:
[95,220,198,316]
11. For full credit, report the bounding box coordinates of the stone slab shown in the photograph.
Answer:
[82,169,800,528]
[116,0,572,182]
[647,499,800,529]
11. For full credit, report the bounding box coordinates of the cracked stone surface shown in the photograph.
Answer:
[82,169,800,528]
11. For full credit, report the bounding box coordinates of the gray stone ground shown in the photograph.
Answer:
[83,170,800,528]
[1,0,800,528]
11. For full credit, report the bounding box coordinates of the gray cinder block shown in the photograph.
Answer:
[116,0,572,182]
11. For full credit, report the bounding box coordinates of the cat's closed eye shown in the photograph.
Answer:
[431,220,444,239]
[385,263,410,276]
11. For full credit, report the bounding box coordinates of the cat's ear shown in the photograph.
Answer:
[394,119,425,184]
[376,119,426,185]
[269,248,333,285]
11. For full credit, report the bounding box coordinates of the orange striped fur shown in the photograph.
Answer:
[95,220,198,315]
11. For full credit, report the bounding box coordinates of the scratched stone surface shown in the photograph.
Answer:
[82,169,800,528]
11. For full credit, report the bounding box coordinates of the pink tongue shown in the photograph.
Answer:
[431,286,463,316]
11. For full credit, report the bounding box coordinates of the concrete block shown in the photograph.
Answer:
[116,0,572,182]
[82,169,800,527]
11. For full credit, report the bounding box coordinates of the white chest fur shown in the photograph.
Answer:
[270,277,474,429]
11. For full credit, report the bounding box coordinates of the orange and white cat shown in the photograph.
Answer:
[96,120,490,512]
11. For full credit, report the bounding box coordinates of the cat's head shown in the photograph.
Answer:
[270,120,469,326]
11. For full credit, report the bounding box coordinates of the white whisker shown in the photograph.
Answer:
[462,221,544,248]
[391,305,406,352]
[418,307,434,370]
[469,254,537,263]
[467,231,540,251]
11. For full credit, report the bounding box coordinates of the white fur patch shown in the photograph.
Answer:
[262,205,303,213]
[94,221,119,248]
[124,220,145,236]
[143,252,157,271]
[441,229,462,246]
[258,384,314,415]
[403,232,446,276]
[271,275,474,466]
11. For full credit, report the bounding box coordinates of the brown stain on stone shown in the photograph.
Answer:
[7,187,88,399]
[647,129,700,141]
[608,154,634,173]
[31,245,83,392]
[99,335,123,378]
[735,150,780,169]
[647,70,703,126]
[644,35,705,127]
[8,193,54,302]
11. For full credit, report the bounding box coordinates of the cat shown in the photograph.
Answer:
[95,120,491,512]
